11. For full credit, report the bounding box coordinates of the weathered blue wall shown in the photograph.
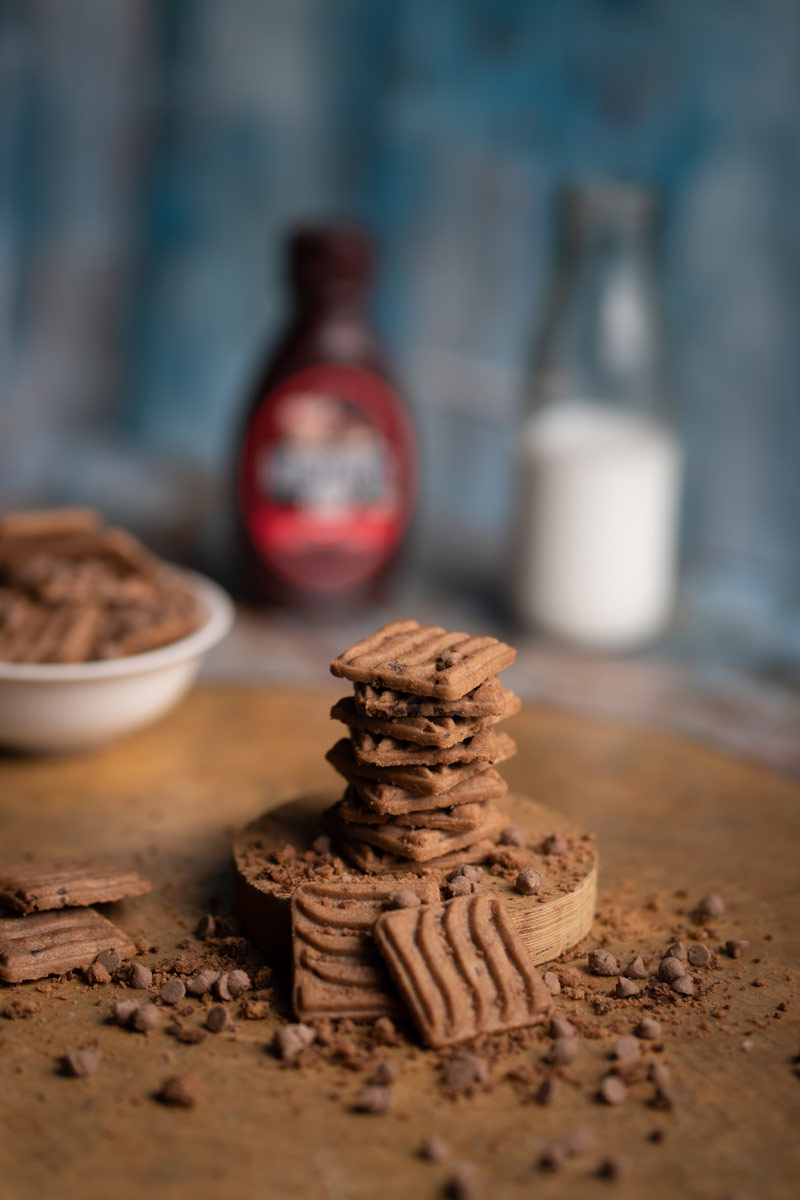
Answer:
[0,0,798,645]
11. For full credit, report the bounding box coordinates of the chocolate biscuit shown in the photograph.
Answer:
[349,726,503,769]
[323,801,508,863]
[349,767,508,817]
[336,790,494,833]
[331,620,516,701]
[0,908,136,983]
[326,733,516,797]
[291,879,439,1020]
[331,833,497,876]
[335,689,520,748]
[355,676,508,720]
[373,893,552,1047]
[0,859,152,915]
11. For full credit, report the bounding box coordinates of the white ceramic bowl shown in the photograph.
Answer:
[0,569,234,753]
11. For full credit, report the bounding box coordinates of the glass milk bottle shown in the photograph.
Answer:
[512,181,682,647]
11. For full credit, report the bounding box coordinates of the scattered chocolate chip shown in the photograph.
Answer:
[614,1035,640,1061]
[226,969,250,998]
[658,957,686,983]
[274,1023,316,1061]
[550,1016,575,1040]
[649,1061,671,1087]
[687,944,711,967]
[589,949,619,976]
[354,1084,392,1114]
[442,1053,489,1091]
[205,1005,234,1033]
[671,976,695,997]
[128,962,153,989]
[370,1060,398,1086]
[446,876,477,898]
[194,914,216,940]
[94,948,122,973]
[131,1004,160,1033]
[112,998,139,1027]
[541,833,568,856]
[61,1047,101,1077]
[515,868,542,896]
[597,1156,624,1180]
[665,941,687,962]
[387,889,422,909]
[500,824,526,848]
[536,1077,560,1106]
[725,939,750,959]
[445,1162,480,1199]
[651,1085,676,1111]
[85,962,111,986]
[213,975,232,1001]
[696,893,726,921]
[186,969,219,997]
[542,971,561,996]
[625,956,649,980]
[159,1073,201,1108]
[599,1075,627,1105]
[420,1134,450,1162]
[615,977,640,998]
[160,978,186,1006]
[311,834,332,855]
[635,1017,662,1040]
[548,1037,579,1066]
[449,865,483,883]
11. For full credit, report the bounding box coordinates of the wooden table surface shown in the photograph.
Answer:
[1,686,798,1200]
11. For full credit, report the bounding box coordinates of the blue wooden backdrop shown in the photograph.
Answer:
[0,0,798,654]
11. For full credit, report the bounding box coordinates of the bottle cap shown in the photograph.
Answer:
[289,223,375,292]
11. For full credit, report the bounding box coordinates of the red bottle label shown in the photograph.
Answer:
[238,364,417,594]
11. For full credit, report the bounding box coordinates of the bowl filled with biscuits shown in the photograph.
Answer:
[0,508,233,753]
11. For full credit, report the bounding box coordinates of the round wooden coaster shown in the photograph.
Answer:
[233,790,598,966]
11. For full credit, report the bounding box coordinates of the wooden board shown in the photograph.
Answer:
[0,685,798,1200]
[233,791,597,965]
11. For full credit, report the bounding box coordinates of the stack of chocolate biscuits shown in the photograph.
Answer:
[322,619,521,874]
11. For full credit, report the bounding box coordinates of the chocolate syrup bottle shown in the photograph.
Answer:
[234,224,417,608]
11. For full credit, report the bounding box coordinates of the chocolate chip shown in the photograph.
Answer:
[354,1084,392,1113]
[274,1023,316,1061]
[548,1037,579,1066]
[599,1075,627,1105]
[649,1061,671,1087]
[665,941,688,962]
[635,1016,662,1040]
[651,1085,676,1111]
[387,889,422,909]
[61,1047,101,1077]
[420,1134,450,1162]
[186,969,219,997]
[500,823,526,848]
[94,948,122,973]
[445,1162,480,1199]
[112,998,139,1027]
[687,944,711,967]
[442,1052,489,1091]
[226,969,250,998]
[128,962,153,989]
[658,957,686,983]
[597,1156,624,1180]
[449,865,482,883]
[194,914,216,940]
[85,962,111,986]
[671,976,695,996]
[615,977,640,998]
[515,868,542,896]
[625,955,649,979]
[725,939,750,958]
[159,1073,201,1108]
[205,1005,234,1033]
[536,1077,560,1106]
[160,978,186,1006]
[131,1004,160,1033]
[550,1016,575,1040]
[541,834,568,856]
[370,1060,398,1086]
[446,876,477,898]
[613,1035,640,1061]
[696,893,726,921]
[589,949,618,976]
[542,971,561,996]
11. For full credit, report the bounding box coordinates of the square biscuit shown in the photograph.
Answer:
[373,893,552,1047]
[331,620,516,701]
[330,834,497,877]
[354,677,510,721]
[0,908,136,983]
[326,733,516,797]
[322,800,508,863]
[349,725,502,769]
[332,696,500,749]
[336,789,494,833]
[349,767,509,817]
[0,859,152,915]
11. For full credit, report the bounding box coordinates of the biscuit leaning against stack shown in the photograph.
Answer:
[322,618,520,873]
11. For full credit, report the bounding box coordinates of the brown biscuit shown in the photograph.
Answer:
[332,696,493,748]
[291,878,439,1021]
[373,893,553,1047]
[0,859,152,915]
[355,676,509,720]
[0,508,101,541]
[326,733,516,797]
[330,620,516,701]
[50,605,104,663]
[331,834,497,876]
[100,612,200,658]
[349,725,503,769]
[349,767,508,817]
[322,801,508,863]
[0,908,136,983]
[336,789,493,833]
